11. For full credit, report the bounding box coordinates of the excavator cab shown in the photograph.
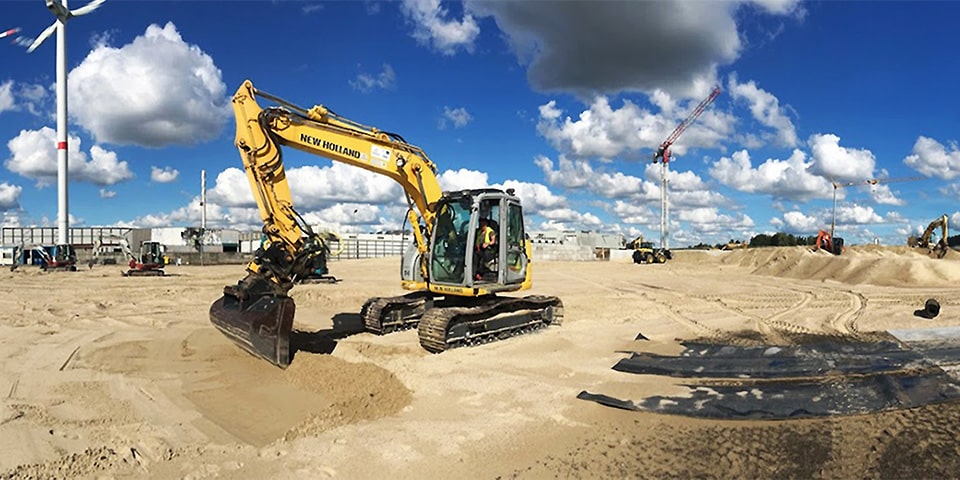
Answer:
[428,190,528,290]
[139,241,165,266]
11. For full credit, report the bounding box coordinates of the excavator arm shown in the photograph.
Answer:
[211,81,459,367]
[910,214,949,257]
[231,80,443,282]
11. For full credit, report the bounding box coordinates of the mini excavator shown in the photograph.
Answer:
[210,80,563,368]
[90,236,166,276]
[812,230,844,255]
[10,243,77,271]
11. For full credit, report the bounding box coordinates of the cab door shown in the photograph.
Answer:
[502,200,527,285]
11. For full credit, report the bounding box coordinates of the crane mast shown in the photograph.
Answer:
[652,86,721,250]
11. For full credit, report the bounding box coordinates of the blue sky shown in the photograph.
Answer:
[1,0,959,247]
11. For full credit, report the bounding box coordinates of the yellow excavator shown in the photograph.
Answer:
[908,214,949,258]
[210,80,564,368]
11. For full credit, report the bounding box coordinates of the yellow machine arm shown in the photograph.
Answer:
[919,214,948,247]
[910,214,949,258]
[232,80,443,282]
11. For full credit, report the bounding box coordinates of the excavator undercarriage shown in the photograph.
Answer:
[361,292,564,353]
[213,287,563,367]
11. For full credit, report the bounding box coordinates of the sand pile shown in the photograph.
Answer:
[282,355,412,439]
[719,245,960,287]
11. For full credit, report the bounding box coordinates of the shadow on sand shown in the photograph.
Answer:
[290,312,367,360]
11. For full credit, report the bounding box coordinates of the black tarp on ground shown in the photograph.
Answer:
[612,340,932,379]
[579,332,960,420]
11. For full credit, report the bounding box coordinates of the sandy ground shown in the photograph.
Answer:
[2,246,960,479]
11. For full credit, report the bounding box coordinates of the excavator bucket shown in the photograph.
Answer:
[209,291,295,368]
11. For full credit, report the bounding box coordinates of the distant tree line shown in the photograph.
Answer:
[684,235,813,249]
[748,233,818,248]
[684,233,960,250]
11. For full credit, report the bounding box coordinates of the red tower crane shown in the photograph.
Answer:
[652,86,721,251]
[653,85,722,164]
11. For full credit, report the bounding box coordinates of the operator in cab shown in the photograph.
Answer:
[475,218,496,281]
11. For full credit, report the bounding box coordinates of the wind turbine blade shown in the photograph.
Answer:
[70,0,106,16]
[0,27,21,39]
[26,22,57,53]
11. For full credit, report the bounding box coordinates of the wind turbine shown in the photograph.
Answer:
[26,0,105,246]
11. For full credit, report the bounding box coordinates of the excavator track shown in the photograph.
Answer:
[418,295,563,353]
[123,269,165,277]
[360,292,432,334]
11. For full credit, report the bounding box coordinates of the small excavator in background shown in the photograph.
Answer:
[90,236,167,276]
[209,80,563,368]
[720,240,748,251]
[10,243,77,271]
[812,230,844,255]
[908,214,949,258]
[125,241,167,276]
[299,231,344,284]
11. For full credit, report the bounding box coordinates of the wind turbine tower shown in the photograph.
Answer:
[26,0,105,245]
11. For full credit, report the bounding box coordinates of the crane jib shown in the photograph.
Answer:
[300,133,365,160]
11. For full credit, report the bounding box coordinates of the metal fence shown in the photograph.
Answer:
[1,227,132,247]
[330,237,407,261]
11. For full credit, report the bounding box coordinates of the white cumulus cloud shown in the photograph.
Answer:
[439,106,472,129]
[0,81,14,114]
[771,210,822,233]
[728,75,797,147]
[808,133,876,182]
[68,22,230,147]
[0,182,22,210]
[904,136,960,180]
[350,64,397,93]
[5,127,133,187]
[400,0,480,55]
[537,95,731,161]
[151,166,180,183]
[709,149,832,201]
[835,204,883,225]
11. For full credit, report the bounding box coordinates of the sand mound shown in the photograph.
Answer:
[718,246,960,287]
[282,355,412,440]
